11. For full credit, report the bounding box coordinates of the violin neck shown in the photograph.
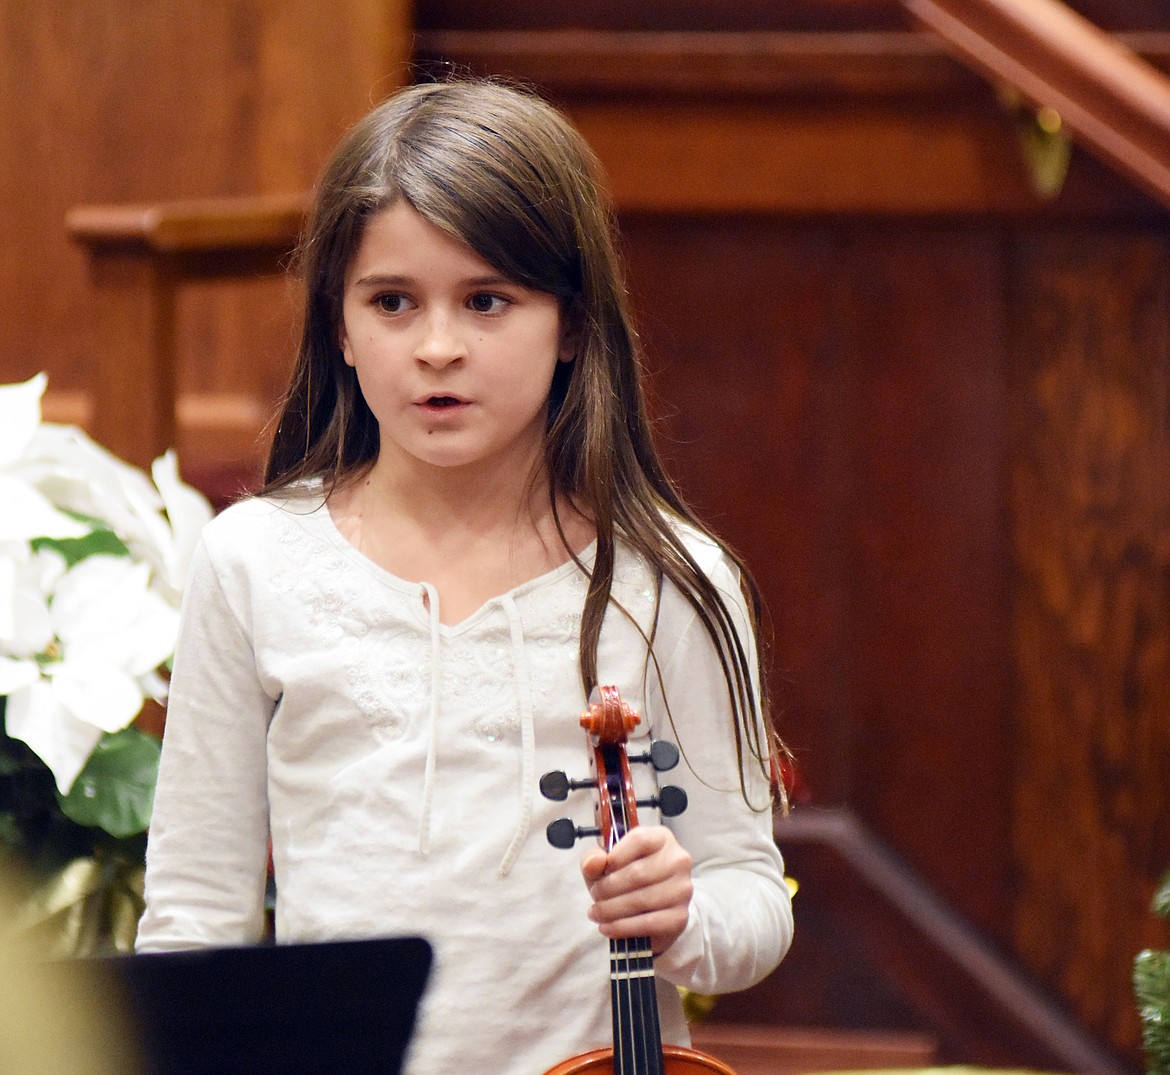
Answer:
[609,935,664,1075]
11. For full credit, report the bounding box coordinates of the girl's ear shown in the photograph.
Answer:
[339,327,355,367]
[558,306,582,364]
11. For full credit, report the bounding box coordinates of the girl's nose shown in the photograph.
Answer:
[413,311,466,369]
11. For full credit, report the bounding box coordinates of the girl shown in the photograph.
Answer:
[137,79,793,1074]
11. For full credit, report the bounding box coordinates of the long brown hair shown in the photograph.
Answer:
[264,79,783,805]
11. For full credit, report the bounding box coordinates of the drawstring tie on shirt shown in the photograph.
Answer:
[414,586,536,877]
[417,582,442,857]
[497,594,536,876]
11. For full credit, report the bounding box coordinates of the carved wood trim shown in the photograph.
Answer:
[415,29,984,98]
[415,27,1170,99]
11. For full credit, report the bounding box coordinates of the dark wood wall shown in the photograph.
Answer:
[3,0,1170,1065]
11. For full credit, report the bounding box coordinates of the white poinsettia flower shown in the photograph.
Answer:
[0,546,16,647]
[4,554,181,793]
[0,544,64,657]
[0,373,213,798]
[51,555,179,676]
[0,376,102,542]
[0,372,48,466]
[151,450,214,598]
[0,476,91,543]
[19,426,212,601]
[5,680,106,796]
[0,654,40,696]
[20,423,168,556]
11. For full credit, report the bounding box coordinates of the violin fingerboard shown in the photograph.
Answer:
[609,937,664,1075]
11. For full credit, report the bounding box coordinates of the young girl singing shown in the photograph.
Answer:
[136,79,793,1074]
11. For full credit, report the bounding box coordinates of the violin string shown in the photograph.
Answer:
[608,743,631,1074]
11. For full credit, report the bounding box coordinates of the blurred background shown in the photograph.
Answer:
[1,1,1169,1071]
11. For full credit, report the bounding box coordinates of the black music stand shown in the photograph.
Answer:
[93,936,432,1075]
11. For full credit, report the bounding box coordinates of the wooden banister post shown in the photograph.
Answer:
[66,193,308,471]
[76,241,180,469]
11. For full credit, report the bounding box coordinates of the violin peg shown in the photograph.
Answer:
[539,770,571,801]
[649,740,680,772]
[547,818,601,849]
[546,818,579,848]
[656,785,688,818]
[629,739,680,771]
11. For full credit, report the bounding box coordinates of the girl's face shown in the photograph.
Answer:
[339,201,573,482]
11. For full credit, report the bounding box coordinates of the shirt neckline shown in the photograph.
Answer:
[294,487,598,633]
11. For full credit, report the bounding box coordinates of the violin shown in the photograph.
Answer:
[540,685,737,1075]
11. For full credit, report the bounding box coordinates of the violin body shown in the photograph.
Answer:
[544,1043,737,1074]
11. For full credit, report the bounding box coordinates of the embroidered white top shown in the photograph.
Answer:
[136,488,792,1075]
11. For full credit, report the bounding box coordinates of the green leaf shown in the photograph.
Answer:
[31,528,130,567]
[56,729,161,839]
[1136,950,1170,1075]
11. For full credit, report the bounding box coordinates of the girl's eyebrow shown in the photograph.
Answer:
[350,272,517,290]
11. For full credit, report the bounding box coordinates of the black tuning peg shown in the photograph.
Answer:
[653,785,688,818]
[539,770,595,802]
[546,818,601,849]
[633,786,688,818]
[629,740,680,772]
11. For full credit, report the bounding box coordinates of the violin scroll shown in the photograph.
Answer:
[541,685,688,851]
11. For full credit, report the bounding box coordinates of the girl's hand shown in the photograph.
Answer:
[580,826,693,955]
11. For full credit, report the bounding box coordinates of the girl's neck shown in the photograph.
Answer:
[328,456,594,625]
[357,449,550,535]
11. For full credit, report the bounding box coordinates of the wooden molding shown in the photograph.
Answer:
[65,196,305,469]
[415,29,984,98]
[415,27,1170,99]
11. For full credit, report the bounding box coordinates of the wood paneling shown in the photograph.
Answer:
[414,0,916,33]
[65,194,309,474]
[623,218,1014,937]
[413,0,1170,34]
[1007,229,1170,1050]
[758,809,1134,1072]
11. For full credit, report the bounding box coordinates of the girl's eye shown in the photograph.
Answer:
[375,293,413,314]
[469,293,510,314]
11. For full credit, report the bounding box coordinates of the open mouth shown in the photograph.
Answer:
[427,396,462,407]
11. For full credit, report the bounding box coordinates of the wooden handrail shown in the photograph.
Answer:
[903,0,1170,209]
[66,191,309,254]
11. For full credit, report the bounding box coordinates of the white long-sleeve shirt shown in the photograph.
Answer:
[137,488,792,1074]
